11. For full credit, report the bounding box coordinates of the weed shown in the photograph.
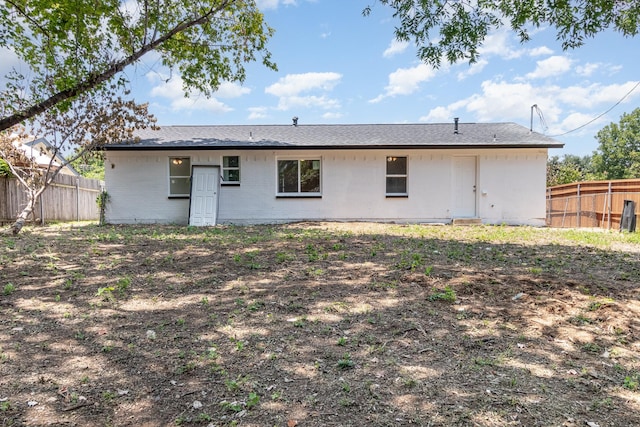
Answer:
[588,301,602,311]
[246,392,260,409]
[569,314,592,325]
[116,276,130,294]
[623,373,639,391]
[473,357,496,367]
[102,390,116,401]
[424,265,434,276]
[337,336,347,346]
[176,318,185,326]
[293,317,307,328]
[270,390,282,400]
[0,401,10,411]
[220,400,243,412]
[96,286,115,302]
[276,252,294,263]
[200,296,209,306]
[197,413,212,422]
[306,244,319,262]
[341,382,351,392]
[581,342,601,354]
[176,361,197,374]
[3,283,16,295]
[428,285,456,303]
[337,353,355,370]
[247,300,264,311]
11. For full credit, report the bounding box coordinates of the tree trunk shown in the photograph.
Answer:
[11,190,40,235]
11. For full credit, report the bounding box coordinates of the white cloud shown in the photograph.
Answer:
[528,46,554,57]
[383,39,410,58]
[276,95,341,111]
[256,0,297,10]
[418,78,640,136]
[525,55,573,79]
[265,72,342,111]
[322,111,343,120]
[247,107,269,120]
[265,72,341,97]
[369,63,438,103]
[457,59,488,80]
[479,31,525,60]
[147,72,249,113]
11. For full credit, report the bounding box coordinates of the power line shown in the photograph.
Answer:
[547,80,640,138]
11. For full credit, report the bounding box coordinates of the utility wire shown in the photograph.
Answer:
[548,80,640,137]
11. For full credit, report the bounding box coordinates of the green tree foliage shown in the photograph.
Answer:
[546,154,594,187]
[1,0,275,233]
[71,151,105,181]
[592,108,640,180]
[365,1,640,67]
[0,0,276,131]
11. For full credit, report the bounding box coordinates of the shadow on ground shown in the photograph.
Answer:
[1,223,639,426]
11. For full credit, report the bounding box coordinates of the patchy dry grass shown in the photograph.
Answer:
[1,223,639,426]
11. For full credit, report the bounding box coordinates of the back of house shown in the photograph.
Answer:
[104,121,562,226]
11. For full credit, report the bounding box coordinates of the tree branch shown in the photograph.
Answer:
[0,0,231,132]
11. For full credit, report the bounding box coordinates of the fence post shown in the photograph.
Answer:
[607,181,612,230]
[576,183,581,228]
[39,193,44,226]
[76,176,80,221]
[546,187,551,225]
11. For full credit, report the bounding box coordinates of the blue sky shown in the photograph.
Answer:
[3,0,640,156]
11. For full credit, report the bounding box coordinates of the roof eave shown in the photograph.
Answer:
[105,143,563,151]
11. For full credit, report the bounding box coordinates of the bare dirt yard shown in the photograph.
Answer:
[1,222,640,427]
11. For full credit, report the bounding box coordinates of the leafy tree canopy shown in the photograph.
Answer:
[592,108,640,180]
[0,0,276,131]
[365,0,640,67]
[546,154,594,187]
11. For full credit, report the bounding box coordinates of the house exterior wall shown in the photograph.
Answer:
[105,148,548,226]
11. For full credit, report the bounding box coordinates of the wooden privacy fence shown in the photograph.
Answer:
[546,179,640,230]
[0,174,103,224]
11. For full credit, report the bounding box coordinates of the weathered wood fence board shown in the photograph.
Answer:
[547,179,640,229]
[0,175,103,224]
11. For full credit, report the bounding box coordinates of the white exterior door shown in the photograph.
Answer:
[453,156,477,217]
[189,166,219,226]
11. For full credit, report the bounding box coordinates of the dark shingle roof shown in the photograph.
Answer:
[106,123,563,150]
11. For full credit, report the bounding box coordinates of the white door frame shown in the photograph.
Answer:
[452,156,477,218]
[189,165,220,226]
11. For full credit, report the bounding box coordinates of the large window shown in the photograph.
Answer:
[386,156,407,196]
[222,156,240,184]
[277,159,321,196]
[169,157,191,197]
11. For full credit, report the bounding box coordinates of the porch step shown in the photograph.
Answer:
[452,218,482,226]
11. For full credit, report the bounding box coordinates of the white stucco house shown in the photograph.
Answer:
[103,121,563,226]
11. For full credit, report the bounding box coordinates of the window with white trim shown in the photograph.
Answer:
[277,159,321,196]
[169,157,191,197]
[386,156,407,196]
[222,156,240,184]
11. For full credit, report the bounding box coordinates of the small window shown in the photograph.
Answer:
[222,156,240,185]
[386,156,407,196]
[169,157,191,197]
[277,159,321,196]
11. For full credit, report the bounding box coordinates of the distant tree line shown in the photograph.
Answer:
[547,108,640,187]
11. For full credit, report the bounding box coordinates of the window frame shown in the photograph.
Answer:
[168,156,191,198]
[221,155,241,186]
[276,157,322,198]
[385,156,408,197]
